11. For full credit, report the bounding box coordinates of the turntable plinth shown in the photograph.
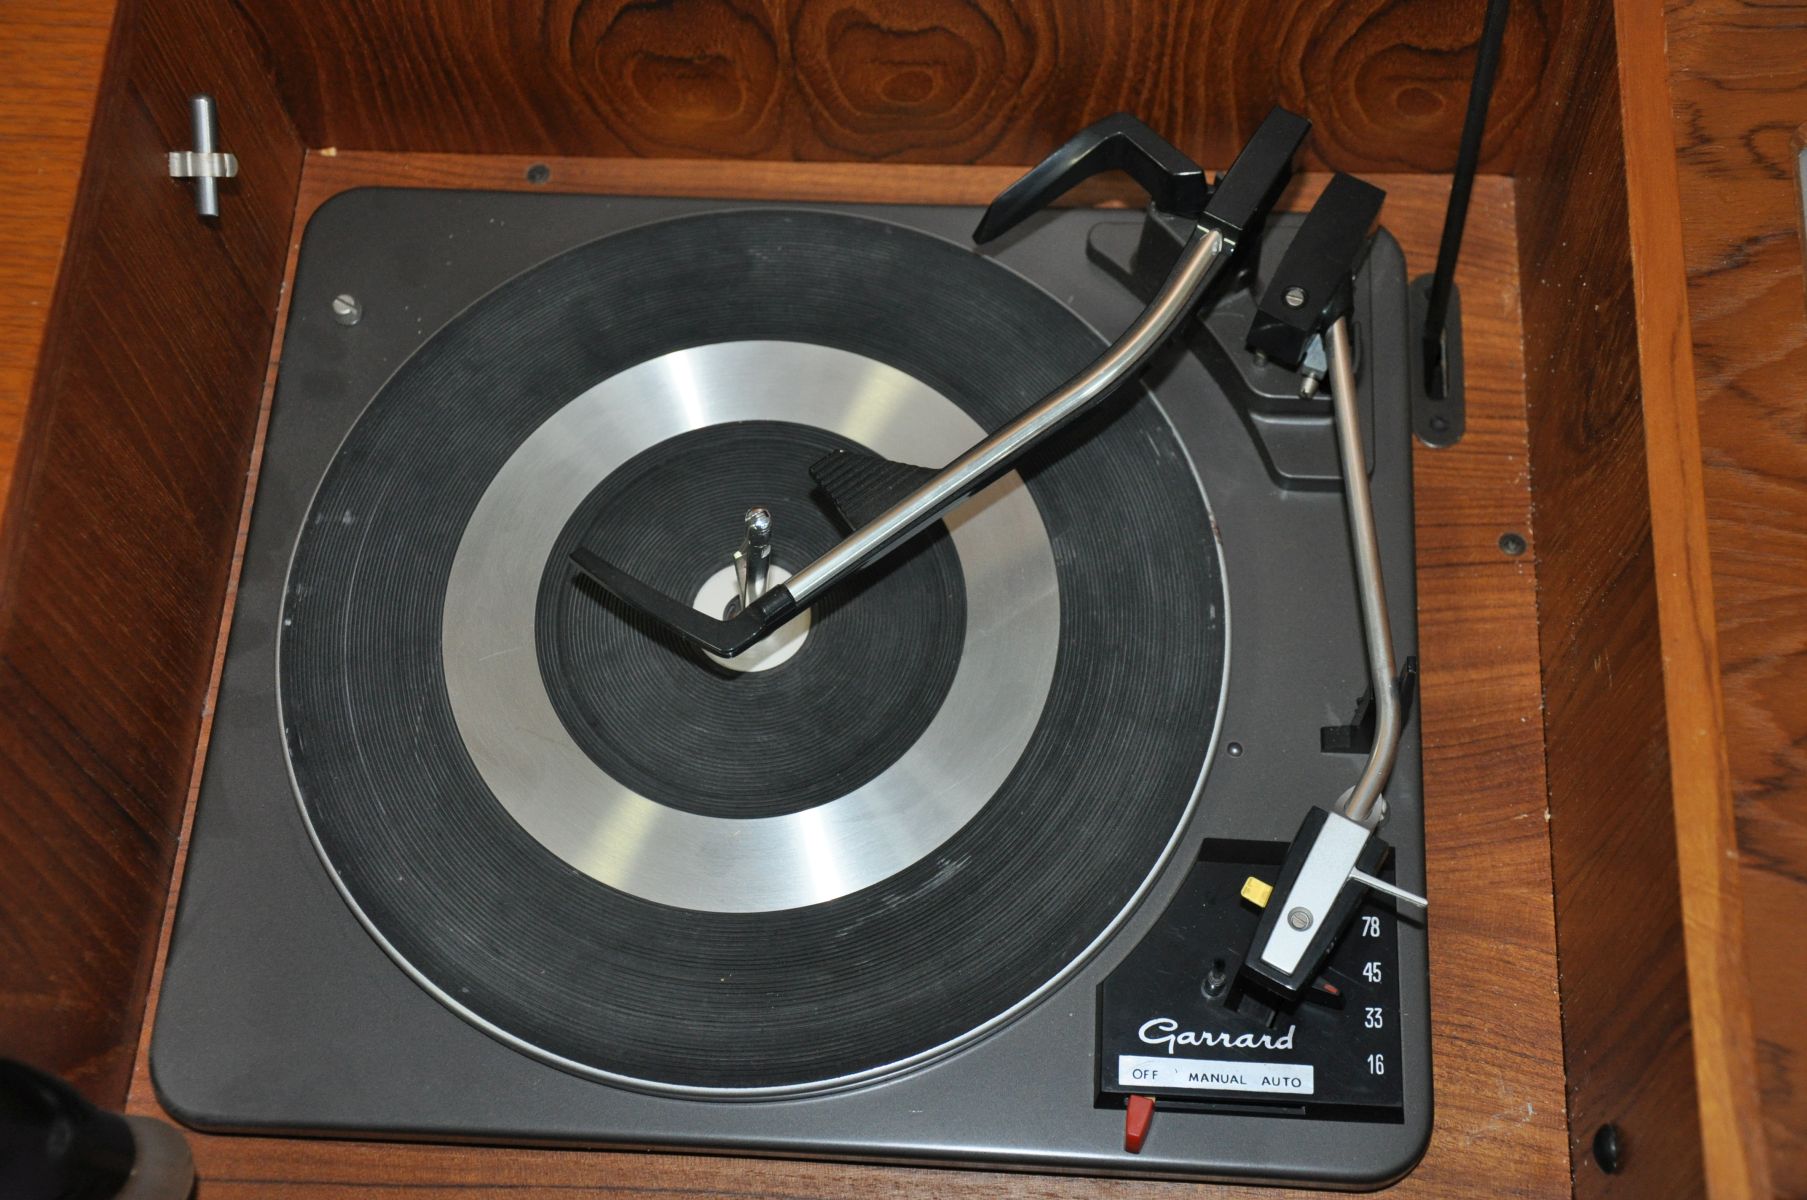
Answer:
[0,2,1778,1197]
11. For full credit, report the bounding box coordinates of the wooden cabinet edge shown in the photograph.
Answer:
[1610,2,1770,1196]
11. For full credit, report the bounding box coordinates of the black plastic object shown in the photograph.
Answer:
[569,547,797,657]
[1198,108,1311,245]
[1097,843,1404,1118]
[1247,173,1385,369]
[1082,206,1193,306]
[1321,657,1419,755]
[1425,0,1510,398]
[0,1059,134,1200]
[1409,275,1466,446]
[972,113,1208,244]
[810,448,941,530]
[974,108,1309,248]
[1244,807,1392,996]
[1087,207,1415,492]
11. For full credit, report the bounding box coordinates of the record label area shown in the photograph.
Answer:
[154,111,1431,1186]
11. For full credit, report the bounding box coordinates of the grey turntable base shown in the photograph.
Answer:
[151,188,1428,1187]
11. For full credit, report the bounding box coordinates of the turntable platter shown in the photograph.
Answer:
[279,209,1227,1095]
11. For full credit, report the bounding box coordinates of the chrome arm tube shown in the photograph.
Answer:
[1326,317,1400,825]
[781,227,1230,606]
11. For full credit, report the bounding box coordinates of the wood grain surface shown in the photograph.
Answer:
[0,0,303,1105]
[115,153,1570,1198]
[7,2,1789,1196]
[1610,3,1769,1196]
[1513,1,1727,1195]
[1664,0,1807,1193]
[236,0,1560,175]
[0,0,115,532]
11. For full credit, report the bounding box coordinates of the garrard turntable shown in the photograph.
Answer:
[151,109,1433,1187]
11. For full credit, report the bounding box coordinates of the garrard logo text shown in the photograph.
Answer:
[1137,1017,1296,1054]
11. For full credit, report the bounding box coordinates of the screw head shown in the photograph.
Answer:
[1287,906,1313,931]
[330,294,361,326]
[1591,1123,1623,1174]
[1226,742,1243,758]
[526,163,551,184]
[1284,285,1308,308]
[1498,531,1528,557]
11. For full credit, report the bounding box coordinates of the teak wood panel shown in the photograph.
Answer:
[117,154,1569,1199]
[238,0,1561,175]
[1665,0,1807,1191]
[0,0,304,1105]
[1514,2,1708,1196]
[0,0,115,509]
[1610,2,1769,1196]
[1514,0,1774,1196]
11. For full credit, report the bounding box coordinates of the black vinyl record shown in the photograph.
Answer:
[279,209,1226,1093]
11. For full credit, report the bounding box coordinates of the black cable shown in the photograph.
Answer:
[1424,0,1511,396]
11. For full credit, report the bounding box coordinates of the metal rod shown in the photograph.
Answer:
[1350,868,1427,910]
[189,94,220,219]
[783,226,1230,605]
[736,507,772,609]
[1326,318,1399,825]
[1423,0,1510,396]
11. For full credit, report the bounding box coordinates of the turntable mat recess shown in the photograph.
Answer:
[279,209,1226,1093]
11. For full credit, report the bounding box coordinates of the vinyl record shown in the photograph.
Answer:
[279,208,1227,1094]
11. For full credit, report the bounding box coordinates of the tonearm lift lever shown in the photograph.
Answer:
[570,108,1310,655]
[1239,175,1429,997]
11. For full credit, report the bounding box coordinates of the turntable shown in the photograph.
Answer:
[151,110,1433,1187]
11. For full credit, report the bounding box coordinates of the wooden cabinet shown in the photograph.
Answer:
[0,1,1796,1195]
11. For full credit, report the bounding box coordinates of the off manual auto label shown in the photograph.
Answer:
[1117,1055,1314,1096]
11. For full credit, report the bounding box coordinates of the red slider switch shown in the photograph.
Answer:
[1124,1093,1156,1153]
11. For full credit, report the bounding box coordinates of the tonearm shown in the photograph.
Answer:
[570,108,1310,656]
[1235,173,1429,997]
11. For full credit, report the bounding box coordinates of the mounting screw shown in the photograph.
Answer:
[331,294,362,326]
[1286,907,1313,931]
[1591,1123,1623,1174]
[526,163,551,185]
[1226,742,1243,758]
[1284,285,1308,308]
[1498,531,1527,557]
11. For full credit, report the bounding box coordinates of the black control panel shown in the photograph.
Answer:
[1098,840,1405,1119]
